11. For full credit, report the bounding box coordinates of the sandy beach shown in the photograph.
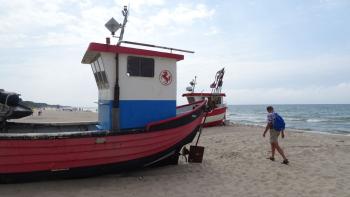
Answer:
[11,109,98,124]
[1,113,349,197]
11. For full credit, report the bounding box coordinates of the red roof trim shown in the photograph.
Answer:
[82,43,184,63]
[182,93,226,97]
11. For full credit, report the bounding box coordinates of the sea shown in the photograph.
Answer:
[227,104,350,135]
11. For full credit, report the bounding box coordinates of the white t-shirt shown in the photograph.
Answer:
[267,112,275,124]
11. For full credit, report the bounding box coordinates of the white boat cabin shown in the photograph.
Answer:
[82,43,184,131]
[182,93,226,108]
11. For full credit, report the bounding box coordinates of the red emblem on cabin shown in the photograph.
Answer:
[159,70,172,86]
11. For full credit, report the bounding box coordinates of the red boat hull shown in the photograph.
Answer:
[203,107,227,127]
[0,102,205,183]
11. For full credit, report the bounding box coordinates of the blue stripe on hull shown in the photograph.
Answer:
[98,100,176,130]
[98,100,113,130]
[120,100,176,129]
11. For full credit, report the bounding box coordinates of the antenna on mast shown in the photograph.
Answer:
[186,76,197,93]
[104,6,129,45]
[104,6,194,54]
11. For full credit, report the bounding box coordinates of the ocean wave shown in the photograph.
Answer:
[284,117,305,121]
[229,121,265,127]
[306,119,328,123]
[228,118,265,124]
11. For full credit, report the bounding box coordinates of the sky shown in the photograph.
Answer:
[1,0,350,106]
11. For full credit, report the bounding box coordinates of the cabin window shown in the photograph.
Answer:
[127,56,154,77]
[90,56,109,89]
[90,64,101,89]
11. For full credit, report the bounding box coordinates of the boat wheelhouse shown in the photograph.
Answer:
[183,68,227,127]
[0,6,205,183]
[82,42,182,131]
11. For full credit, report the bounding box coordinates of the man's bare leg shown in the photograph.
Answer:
[275,143,287,160]
[271,143,276,159]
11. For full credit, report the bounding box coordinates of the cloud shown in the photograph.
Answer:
[204,26,220,36]
[0,1,217,106]
[151,4,215,26]
[0,1,120,47]
[0,1,215,48]
[125,3,215,41]
[0,1,76,32]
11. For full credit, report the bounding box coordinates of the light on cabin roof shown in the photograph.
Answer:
[105,17,121,36]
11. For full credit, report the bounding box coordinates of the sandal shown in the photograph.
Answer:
[267,157,275,161]
[282,159,289,165]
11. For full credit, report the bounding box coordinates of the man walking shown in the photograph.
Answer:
[263,106,289,164]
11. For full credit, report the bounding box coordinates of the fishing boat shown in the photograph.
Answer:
[183,68,227,127]
[0,6,206,183]
[0,90,33,121]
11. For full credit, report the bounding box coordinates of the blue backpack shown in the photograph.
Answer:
[273,113,285,131]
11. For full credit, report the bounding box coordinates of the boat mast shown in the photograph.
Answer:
[117,6,129,45]
[104,6,129,132]
[210,68,225,93]
[186,76,197,93]
[191,76,197,93]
